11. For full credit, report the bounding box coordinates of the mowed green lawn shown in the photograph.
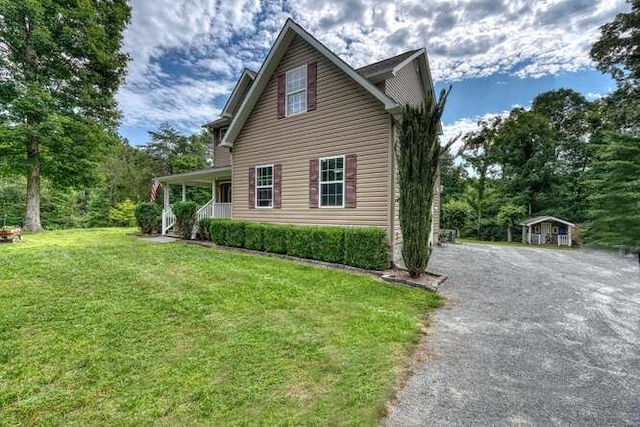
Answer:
[0,228,441,425]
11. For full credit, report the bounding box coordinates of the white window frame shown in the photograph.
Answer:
[219,127,228,144]
[285,65,307,117]
[319,155,345,208]
[255,164,274,209]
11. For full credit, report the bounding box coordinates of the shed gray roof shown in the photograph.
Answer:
[520,216,575,227]
[356,49,421,78]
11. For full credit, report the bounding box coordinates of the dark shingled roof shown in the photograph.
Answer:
[356,49,421,78]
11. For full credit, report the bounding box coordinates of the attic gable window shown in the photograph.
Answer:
[286,65,307,116]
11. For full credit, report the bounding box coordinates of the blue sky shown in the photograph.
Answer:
[117,0,627,148]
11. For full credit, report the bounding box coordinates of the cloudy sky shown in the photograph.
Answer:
[117,0,627,147]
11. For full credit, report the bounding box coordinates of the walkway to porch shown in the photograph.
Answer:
[155,167,233,235]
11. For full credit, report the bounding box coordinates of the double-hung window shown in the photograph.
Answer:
[286,66,307,116]
[320,156,344,207]
[255,165,273,208]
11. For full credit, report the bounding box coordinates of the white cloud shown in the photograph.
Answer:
[442,111,511,154]
[116,0,629,139]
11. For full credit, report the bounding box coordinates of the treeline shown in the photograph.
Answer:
[0,124,211,228]
[441,2,640,251]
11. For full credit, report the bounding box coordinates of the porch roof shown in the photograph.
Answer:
[520,216,575,227]
[155,167,231,186]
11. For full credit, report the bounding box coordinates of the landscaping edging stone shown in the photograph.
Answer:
[177,238,447,293]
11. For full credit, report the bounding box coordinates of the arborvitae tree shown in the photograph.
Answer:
[397,88,451,277]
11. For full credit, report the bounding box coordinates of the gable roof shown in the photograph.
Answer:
[520,216,575,227]
[221,19,402,148]
[356,49,421,80]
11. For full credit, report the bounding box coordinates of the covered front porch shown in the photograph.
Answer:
[520,216,574,247]
[156,167,233,235]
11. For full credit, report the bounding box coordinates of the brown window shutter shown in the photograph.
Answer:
[277,72,286,118]
[309,159,319,208]
[345,154,357,208]
[248,167,255,209]
[307,61,317,111]
[273,164,282,209]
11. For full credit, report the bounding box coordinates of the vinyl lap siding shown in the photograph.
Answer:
[385,60,426,107]
[232,35,391,228]
[213,144,231,167]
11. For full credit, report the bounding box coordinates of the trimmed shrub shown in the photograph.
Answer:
[263,224,288,254]
[245,223,265,251]
[207,219,231,245]
[344,227,389,270]
[226,221,247,247]
[310,227,345,263]
[135,202,162,234]
[171,201,197,239]
[286,226,314,258]
[198,218,214,240]
[198,219,389,270]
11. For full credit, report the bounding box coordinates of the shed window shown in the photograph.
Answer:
[286,66,307,116]
[255,165,273,208]
[320,156,344,207]
[533,225,540,234]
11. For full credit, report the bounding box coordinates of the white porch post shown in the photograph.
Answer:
[528,226,531,244]
[181,184,186,202]
[568,226,572,247]
[163,184,169,211]
[212,180,217,202]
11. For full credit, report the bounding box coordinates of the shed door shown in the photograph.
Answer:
[541,222,552,235]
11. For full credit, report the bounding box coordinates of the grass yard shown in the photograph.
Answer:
[0,228,441,425]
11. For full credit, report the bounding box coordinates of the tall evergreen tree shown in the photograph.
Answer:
[397,88,451,277]
[0,0,131,230]
[584,133,640,263]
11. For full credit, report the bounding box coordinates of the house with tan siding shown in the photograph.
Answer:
[157,19,442,265]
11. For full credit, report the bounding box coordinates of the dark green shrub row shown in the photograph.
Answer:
[171,201,197,239]
[134,202,162,234]
[198,219,389,270]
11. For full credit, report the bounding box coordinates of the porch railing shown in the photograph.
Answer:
[162,208,176,235]
[530,233,543,245]
[162,201,233,235]
[558,235,570,246]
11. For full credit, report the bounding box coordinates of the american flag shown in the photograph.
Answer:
[150,180,160,201]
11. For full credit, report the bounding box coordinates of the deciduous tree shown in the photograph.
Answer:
[0,0,130,230]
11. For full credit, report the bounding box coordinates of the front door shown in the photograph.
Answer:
[541,222,552,243]
[219,182,232,203]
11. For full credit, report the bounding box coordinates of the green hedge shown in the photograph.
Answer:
[344,227,389,270]
[199,220,390,270]
[245,223,265,251]
[263,224,288,254]
[310,227,345,263]
[287,226,314,258]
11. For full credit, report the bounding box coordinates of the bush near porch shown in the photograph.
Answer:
[0,228,441,425]
[200,219,389,270]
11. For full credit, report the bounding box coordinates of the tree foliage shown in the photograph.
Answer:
[590,0,640,91]
[583,133,640,252]
[0,0,131,230]
[496,203,525,242]
[442,199,471,236]
[397,89,451,277]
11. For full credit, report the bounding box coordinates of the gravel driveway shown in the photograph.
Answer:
[385,243,640,426]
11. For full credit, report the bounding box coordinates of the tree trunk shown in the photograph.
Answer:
[24,137,43,231]
[507,227,512,242]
